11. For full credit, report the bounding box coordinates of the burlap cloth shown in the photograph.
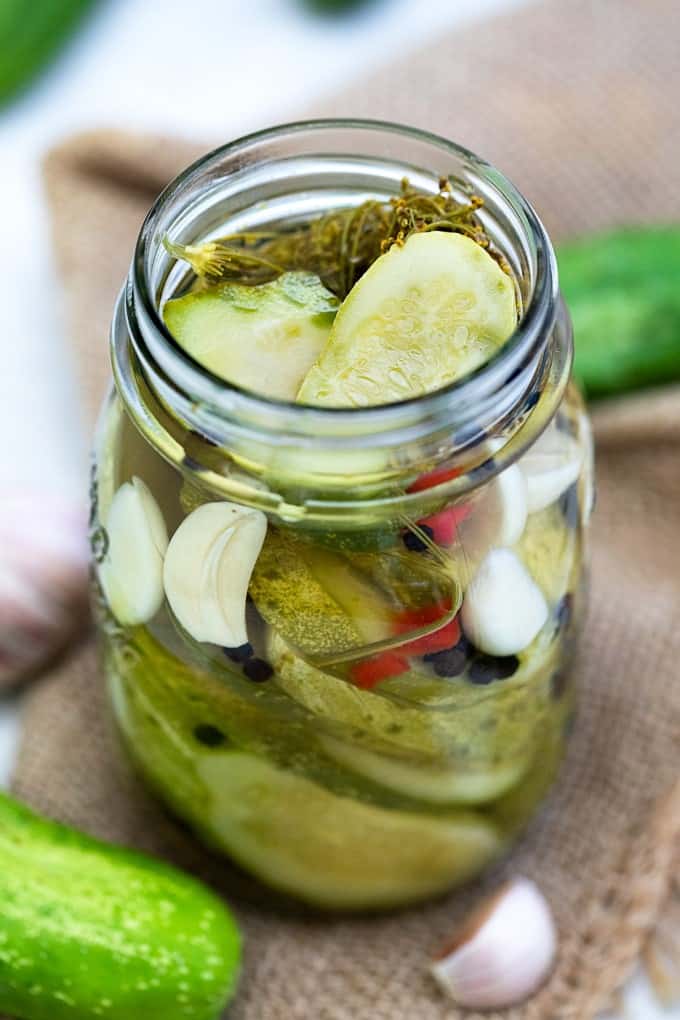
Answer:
[7,0,680,1017]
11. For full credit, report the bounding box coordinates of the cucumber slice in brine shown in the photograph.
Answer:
[319,733,528,805]
[198,750,502,909]
[163,271,338,400]
[249,528,392,660]
[297,231,517,407]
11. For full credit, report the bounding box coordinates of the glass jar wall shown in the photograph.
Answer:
[91,122,594,910]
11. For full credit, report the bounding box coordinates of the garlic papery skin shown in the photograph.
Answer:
[98,477,168,627]
[430,877,557,1009]
[163,502,267,647]
[461,548,548,656]
[519,424,583,514]
[0,491,90,686]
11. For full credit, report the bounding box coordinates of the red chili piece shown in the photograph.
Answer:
[407,465,462,494]
[408,466,472,546]
[419,502,474,546]
[393,601,461,657]
[350,651,410,689]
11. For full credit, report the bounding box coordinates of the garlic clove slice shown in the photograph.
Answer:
[520,424,583,514]
[461,548,548,655]
[430,877,557,1009]
[99,477,168,626]
[163,502,267,647]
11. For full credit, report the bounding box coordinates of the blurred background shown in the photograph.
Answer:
[0,3,678,1016]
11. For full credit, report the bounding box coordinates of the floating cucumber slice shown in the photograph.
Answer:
[198,750,502,909]
[319,733,528,805]
[163,272,337,400]
[249,529,392,659]
[297,231,517,407]
[268,630,556,767]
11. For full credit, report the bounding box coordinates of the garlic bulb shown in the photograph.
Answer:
[461,548,548,655]
[519,424,583,514]
[98,477,168,626]
[163,502,267,646]
[0,491,89,686]
[430,877,557,1009]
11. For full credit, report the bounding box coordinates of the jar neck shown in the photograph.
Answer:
[111,120,569,512]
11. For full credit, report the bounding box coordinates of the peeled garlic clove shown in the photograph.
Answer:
[520,424,583,514]
[163,502,266,646]
[430,877,557,1009]
[461,548,548,655]
[0,491,89,687]
[99,477,168,626]
[492,462,528,545]
[458,447,527,567]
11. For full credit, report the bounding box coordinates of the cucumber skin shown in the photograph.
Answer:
[0,793,241,1020]
[0,0,95,104]
[559,227,680,398]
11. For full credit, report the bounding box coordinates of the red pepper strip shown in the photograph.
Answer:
[393,601,461,657]
[419,502,474,546]
[408,466,472,546]
[350,652,410,690]
[407,464,462,494]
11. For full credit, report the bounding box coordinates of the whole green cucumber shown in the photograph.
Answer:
[558,226,680,398]
[0,792,241,1020]
[0,0,96,105]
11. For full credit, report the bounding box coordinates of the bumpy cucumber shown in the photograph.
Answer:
[0,792,241,1020]
[0,0,95,104]
[559,227,680,397]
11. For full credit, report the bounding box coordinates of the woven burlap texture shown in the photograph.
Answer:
[9,0,680,1017]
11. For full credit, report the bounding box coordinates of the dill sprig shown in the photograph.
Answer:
[165,177,508,298]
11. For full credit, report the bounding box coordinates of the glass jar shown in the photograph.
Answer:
[91,120,593,911]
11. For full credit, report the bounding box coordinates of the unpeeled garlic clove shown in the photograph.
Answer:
[0,491,90,686]
[98,477,168,626]
[430,877,557,1009]
[520,423,583,514]
[163,502,266,647]
[461,548,548,655]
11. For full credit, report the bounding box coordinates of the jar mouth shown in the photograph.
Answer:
[128,118,558,447]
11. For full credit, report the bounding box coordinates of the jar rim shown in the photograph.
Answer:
[127,118,559,447]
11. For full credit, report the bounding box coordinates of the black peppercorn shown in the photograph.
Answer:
[224,643,254,664]
[468,653,519,685]
[425,637,471,678]
[194,724,226,747]
[403,524,435,553]
[244,658,274,683]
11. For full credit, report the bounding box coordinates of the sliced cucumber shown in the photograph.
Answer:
[249,529,392,659]
[198,750,502,909]
[319,733,528,805]
[297,231,517,407]
[163,272,337,400]
[269,629,558,767]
